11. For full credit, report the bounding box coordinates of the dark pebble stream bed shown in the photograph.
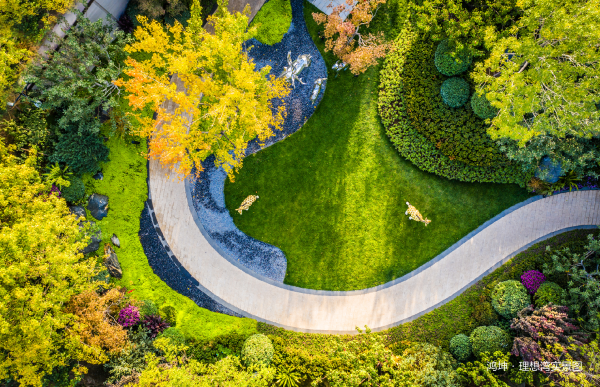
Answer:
[139,0,328,316]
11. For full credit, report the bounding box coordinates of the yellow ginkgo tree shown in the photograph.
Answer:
[114,0,289,180]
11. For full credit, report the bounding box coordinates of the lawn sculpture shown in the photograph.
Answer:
[280,51,312,88]
[405,202,431,226]
[236,195,259,214]
[311,78,327,103]
[332,60,348,77]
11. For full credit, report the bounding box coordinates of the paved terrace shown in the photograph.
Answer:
[150,150,600,333]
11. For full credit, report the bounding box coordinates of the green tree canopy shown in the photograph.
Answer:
[473,0,600,177]
[25,12,129,134]
[0,141,99,386]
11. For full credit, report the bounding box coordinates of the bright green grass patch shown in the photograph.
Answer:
[249,0,292,45]
[82,100,256,341]
[223,2,530,291]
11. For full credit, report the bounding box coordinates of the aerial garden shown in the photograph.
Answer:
[1,0,599,385]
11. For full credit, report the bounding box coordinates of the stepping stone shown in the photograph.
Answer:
[111,233,121,248]
[87,193,109,220]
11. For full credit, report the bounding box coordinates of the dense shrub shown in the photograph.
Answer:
[139,299,159,319]
[143,315,169,338]
[394,342,461,386]
[470,91,498,120]
[241,334,274,367]
[470,326,512,358]
[188,332,248,364]
[105,328,158,383]
[60,176,85,203]
[248,0,292,45]
[49,128,109,175]
[2,106,50,155]
[377,28,529,185]
[491,280,530,319]
[440,77,470,108]
[533,281,565,308]
[157,327,186,346]
[159,305,177,327]
[520,270,546,294]
[449,334,472,362]
[118,305,140,327]
[434,40,472,76]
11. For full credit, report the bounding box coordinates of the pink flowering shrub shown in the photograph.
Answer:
[118,305,140,327]
[521,270,546,294]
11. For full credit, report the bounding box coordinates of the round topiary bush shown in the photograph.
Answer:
[534,281,566,308]
[139,299,159,319]
[470,326,512,358]
[434,40,472,76]
[491,280,531,319]
[241,334,274,367]
[449,334,472,362]
[440,77,470,108]
[521,270,546,294]
[61,177,85,203]
[470,92,498,120]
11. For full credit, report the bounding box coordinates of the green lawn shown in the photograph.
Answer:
[223,2,530,291]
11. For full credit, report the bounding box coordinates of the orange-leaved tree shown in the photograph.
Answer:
[114,0,289,180]
[313,0,390,75]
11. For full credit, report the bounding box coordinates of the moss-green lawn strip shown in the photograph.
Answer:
[249,0,292,45]
[223,1,530,291]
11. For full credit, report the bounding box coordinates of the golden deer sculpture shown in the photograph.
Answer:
[236,195,259,214]
[405,202,431,226]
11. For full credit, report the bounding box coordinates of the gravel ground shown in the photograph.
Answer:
[189,0,327,283]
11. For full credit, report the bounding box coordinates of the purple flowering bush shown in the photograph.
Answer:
[118,305,140,327]
[521,270,546,294]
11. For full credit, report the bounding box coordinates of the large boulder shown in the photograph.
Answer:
[81,221,101,255]
[535,156,562,183]
[87,193,109,220]
[69,205,86,220]
[104,244,122,279]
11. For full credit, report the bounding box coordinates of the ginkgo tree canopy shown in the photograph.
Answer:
[115,0,289,180]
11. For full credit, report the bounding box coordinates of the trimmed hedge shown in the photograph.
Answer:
[377,27,529,185]
[441,77,470,108]
[491,280,530,319]
[470,326,512,358]
[471,91,498,120]
[434,39,472,76]
[534,281,566,308]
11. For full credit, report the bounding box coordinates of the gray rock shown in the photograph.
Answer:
[111,233,121,248]
[80,221,101,254]
[104,244,122,279]
[87,193,109,220]
[535,156,562,183]
[69,205,86,220]
[92,171,104,180]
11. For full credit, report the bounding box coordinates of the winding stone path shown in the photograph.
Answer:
[150,149,600,333]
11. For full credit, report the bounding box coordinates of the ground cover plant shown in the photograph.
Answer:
[223,1,529,291]
[249,0,292,45]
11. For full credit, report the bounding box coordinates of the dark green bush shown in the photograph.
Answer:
[159,305,177,327]
[434,40,472,76]
[441,77,470,108]
[241,333,274,367]
[491,280,530,319]
[377,28,529,185]
[61,176,85,203]
[188,332,248,364]
[533,281,565,308]
[471,91,498,120]
[469,326,512,358]
[449,334,472,362]
[49,128,109,176]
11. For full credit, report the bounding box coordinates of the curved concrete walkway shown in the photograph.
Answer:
[150,155,600,333]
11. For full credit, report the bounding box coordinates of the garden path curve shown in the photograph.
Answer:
[150,155,600,333]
